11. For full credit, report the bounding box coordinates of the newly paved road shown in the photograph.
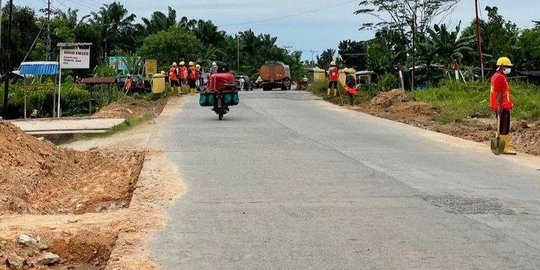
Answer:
[150,91,540,269]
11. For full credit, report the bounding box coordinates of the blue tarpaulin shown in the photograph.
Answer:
[19,61,59,76]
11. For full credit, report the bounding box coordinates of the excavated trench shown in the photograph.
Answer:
[0,121,145,269]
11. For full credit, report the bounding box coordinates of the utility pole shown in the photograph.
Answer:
[0,0,3,55]
[2,0,13,119]
[46,0,52,61]
[309,50,318,67]
[411,0,418,91]
[236,33,240,72]
[474,0,485,80]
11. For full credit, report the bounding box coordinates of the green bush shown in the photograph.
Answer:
[378,73,398,91]
[0,77,118,118]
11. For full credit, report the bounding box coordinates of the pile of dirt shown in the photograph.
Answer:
[0,227,117,269]
[512,121,540,155]
[360,89,438,120]
[0,121,144,215]
[93,96,168,118]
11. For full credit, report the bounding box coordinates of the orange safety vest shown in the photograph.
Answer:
[490,72,513,111]
[179,66,188,79]
[169,67,177,80]
[329,67,339,82]
[188,66,197,79]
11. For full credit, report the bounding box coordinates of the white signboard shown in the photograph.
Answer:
[60,48,90,69]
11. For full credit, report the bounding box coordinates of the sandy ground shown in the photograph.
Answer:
[0,97,184,269]
[353,90,540,156]
[93,96,170,119]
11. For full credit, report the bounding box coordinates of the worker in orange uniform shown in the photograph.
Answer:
[123,74,132,94]
[327,61,339,96]
[169,62,180,93]
[490,57,515,155]
[342,68,357,106]
[188,61,198,95]
[179,61,188,93]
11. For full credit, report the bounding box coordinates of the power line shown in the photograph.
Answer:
[221,0,357,27]
[64,0,99,11]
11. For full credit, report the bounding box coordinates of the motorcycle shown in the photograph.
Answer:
[199,73,239,120]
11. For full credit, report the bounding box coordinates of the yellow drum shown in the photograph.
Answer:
[152,73,166,94]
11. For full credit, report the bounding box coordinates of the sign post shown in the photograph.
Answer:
[145,59,157,76]
[57,43,91,118]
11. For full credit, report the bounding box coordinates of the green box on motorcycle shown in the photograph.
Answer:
[199,92,239,107]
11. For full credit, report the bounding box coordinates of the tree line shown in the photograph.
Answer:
[0,2,304,79]
[319,0,540,82]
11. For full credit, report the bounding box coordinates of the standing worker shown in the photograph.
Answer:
[179,61,188,93]
[196,64,204,91]
[169,62,180,93]
[342,68,357,106]
[123,74,133,94]
[490,57,515,155]
[209,62,218,75]
[327,61,339,96]
[188,61,198,95]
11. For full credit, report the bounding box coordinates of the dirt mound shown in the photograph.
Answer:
[0,121,144,215]
[369,89,410,108]
[360,89,438,119]
[512,121,540,155]
[93,96,168,118]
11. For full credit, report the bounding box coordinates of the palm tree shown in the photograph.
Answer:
[317,48,336,69]
[135,7,177,36]
[191,20,226,45]
[89,2,136,56]
[427,24,474,67]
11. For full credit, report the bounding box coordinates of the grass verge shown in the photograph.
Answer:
[90,113,156,138]
[410,80,540,123]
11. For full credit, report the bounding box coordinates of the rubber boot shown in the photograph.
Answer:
[327,89,331,96]
[333,89,337,97]
[177,87,182,94]
[500,135,517,155]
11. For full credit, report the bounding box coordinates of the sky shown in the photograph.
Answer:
[11,0,540,60]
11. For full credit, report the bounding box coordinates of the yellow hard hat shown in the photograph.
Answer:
[496,57,513,67]
[196,64,201,68]
[189,61,194,66]
[330,61,336,66]
[343,68,350,73]
[180,61,185,66]
[160,70,165,74]
[172,62,177,66]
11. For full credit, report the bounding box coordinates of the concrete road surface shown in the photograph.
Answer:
[150,91,540,269]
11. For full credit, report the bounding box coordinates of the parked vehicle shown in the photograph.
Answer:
[235,75,253,91]
[116,74,150,93]
[259,61,291,91]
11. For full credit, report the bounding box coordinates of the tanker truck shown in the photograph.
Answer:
[259,61,291,91]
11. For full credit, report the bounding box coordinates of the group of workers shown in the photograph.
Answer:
[168,61,219,95]
[326,60,357,106]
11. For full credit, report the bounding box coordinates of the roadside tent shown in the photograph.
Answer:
[18,61,59,118]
